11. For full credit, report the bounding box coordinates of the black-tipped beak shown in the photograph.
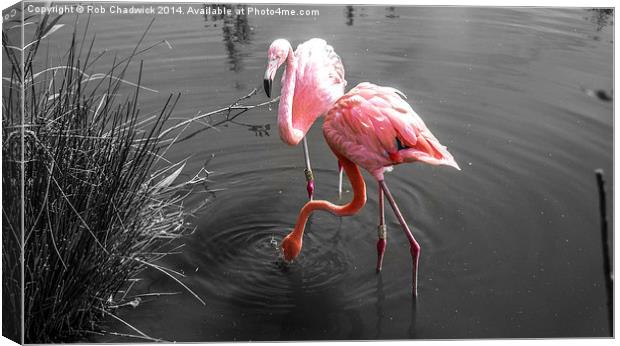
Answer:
[264,78,272,98]
[264,59,278,98]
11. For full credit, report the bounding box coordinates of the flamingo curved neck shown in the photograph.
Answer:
[288,154,367,243]
[278,44,304,146]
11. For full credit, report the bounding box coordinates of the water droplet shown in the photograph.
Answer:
[270,233,278,249]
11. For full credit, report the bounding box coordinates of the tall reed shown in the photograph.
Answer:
[3,15,208,342]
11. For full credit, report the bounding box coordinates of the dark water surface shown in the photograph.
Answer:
[40,4,613,341]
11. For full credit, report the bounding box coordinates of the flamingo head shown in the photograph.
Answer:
[264,39,290,98]
[280,233,301,262]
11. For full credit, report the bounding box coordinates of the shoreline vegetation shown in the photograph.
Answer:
[2,14,277,342]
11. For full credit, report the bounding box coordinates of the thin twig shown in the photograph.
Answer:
[99,309,162,342]
[595,169,613,336]
[157,88,279,143]
[101,331,164,342]
[129,292,182,298]
[132,258,206,306]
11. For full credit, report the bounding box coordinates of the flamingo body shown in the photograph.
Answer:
[282,39,346,144]
[324,82,460,180]
[281,82,460,295]
[265,38,346,146]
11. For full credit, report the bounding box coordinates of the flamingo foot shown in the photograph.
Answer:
[410,243,420,297]
[376,224,387,272]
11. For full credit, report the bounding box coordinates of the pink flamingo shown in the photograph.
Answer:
[264,38,347,200]
[279,82,460,296]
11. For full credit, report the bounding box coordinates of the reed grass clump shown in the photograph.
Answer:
[3,15,208,342]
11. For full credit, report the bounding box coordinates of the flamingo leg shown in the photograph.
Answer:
[302,137,315,200]
[376,185,387,272]
[379,180,420,297]
[338,161,343,199]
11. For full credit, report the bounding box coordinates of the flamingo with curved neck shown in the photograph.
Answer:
[264,38,346,200]
[281,83,460,296]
